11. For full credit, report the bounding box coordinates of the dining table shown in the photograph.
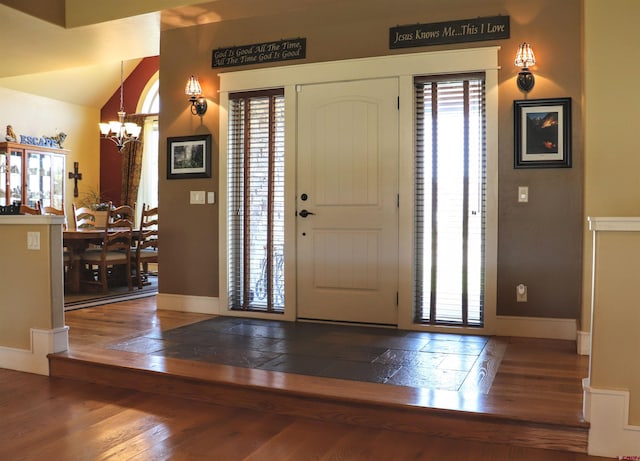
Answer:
[63,227,139,294]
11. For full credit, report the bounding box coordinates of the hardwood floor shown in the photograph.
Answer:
[28,297,605,459]
[63,274,158,311]
[62,295,207,348]
[60,298,588,422]
[0,367,608,460]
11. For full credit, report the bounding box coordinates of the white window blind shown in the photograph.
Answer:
[415,74,486,327]
[228,89,285,312]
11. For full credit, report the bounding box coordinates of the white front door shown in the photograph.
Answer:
[296,78,399,325]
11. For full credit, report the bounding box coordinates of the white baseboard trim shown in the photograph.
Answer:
[156,293,221,315]
[494,315,577,340]
[583,379,640,457]
[155,301,580,340]
[0,326,69,376]
[577,330,591,356]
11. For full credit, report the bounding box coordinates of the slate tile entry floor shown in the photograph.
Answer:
[108,316,500,392]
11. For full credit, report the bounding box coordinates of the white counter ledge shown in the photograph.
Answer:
[588,216,640,232]
[0,215,65,225]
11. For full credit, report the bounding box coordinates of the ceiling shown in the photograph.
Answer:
[0,0,345,109]
[0,4,164,108]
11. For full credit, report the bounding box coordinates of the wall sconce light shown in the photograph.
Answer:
[185,75,208,116]
[514,42,536,93]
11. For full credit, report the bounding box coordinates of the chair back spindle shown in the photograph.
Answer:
[134,203,159,289]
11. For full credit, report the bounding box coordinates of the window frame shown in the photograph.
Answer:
[227,89,285,313]
[414,73,487,327]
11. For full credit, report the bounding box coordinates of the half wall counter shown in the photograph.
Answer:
[585,217,640,455]
[0,215,68,375]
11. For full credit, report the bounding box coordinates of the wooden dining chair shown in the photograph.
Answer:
[133,204,158,289]
[79,221,133,294]
[42,205,68,230]
[20,201,41,215]
[42,204,71,286]
[108,203,136,228]
[73,203,97,229]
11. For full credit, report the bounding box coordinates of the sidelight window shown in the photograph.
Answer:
[227,89,285,312]
[414,74,486,327]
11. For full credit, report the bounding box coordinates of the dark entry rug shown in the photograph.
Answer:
[64,276,158,311]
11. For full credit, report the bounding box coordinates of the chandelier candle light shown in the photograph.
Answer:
[99,61,141,152]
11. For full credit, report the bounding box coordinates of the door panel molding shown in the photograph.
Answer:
[296,78,398,325]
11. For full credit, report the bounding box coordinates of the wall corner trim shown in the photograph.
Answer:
[583,380,640,457]
[0,326,69,376]
[577,330,591,355]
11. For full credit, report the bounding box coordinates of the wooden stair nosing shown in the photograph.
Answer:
[48,353,589,454]
[49,348,588,428]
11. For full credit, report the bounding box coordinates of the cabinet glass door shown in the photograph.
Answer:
[9,150,22,205]
[0,152,6,205]
[51,155,64,209]
[27,152,49,207]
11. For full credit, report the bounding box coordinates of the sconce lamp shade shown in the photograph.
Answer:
[185,75,207,116]
[514,42,536,68]
[515,42,536,93]
[185,75,202,97]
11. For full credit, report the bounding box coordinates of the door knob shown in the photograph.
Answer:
[298,209,315,218]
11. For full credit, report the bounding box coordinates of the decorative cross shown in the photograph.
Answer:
[68,161,82,197]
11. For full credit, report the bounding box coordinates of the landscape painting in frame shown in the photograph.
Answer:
[167,134,212,179]
[514,98,571,168]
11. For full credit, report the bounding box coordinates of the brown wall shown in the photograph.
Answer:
[497,2,583,320]
[158,0,584,318]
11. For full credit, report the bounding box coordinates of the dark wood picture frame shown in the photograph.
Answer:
[167,134,212,179]
[514,98,571,169]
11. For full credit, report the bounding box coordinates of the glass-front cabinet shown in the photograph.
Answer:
[0,142,67,208]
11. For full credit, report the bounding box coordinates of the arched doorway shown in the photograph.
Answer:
[135,73,159,211]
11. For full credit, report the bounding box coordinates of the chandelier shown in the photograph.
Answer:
[99,61,141,152]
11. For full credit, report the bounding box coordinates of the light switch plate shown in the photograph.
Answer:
[207,192,215,204]
[27,231,40,250]
[190,190,206,204]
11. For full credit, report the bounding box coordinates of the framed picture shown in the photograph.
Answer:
[167,134,212,179]
[514,98,571,168]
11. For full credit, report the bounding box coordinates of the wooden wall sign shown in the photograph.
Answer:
[19,134,64,149]
[212,38,306,68]
[390,15,509,49]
